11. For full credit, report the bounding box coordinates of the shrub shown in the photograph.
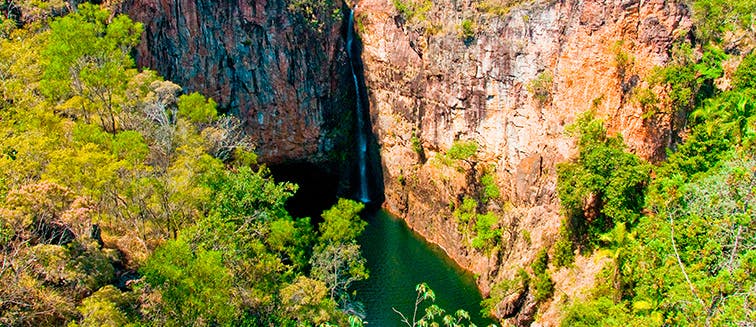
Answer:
[552,224,574,267]
[410,131,425,160]
[471,212,501,252]
[393,0,432,23]
[528,71,553,106]
[475,0,525,16]
[480,171,500,203]
[459,19,476,41]
[531,249,554,302]
[556,111,649,246]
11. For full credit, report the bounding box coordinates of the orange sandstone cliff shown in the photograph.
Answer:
[356,0,690,324]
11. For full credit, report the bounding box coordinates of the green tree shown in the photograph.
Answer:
[178,92,217,124]
[471,212,501,253]
[311,198,368,307]
[310,242,369,303]
[557,111,650,246]
[41,3,142,134]
[319,198,366,244]
[279,276,340,325]
[140,237,236,326]
[445,139,478,167]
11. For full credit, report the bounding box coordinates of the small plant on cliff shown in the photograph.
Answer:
[458,19,476,41]
[393,0,432,24]
[552,224,574,268]
[444,139,478,168]
[454,196,502,254]
[471,212,501,253]
[612,40,634,82]
[481,269,530,318]
[453,196,478,237]
[632,87,659,119]
[480,170,500,204]
[475,0,526,17]
[287,0,341,32]
[531,249,554,302]
[527,71,553,107]
[410,131,425,162]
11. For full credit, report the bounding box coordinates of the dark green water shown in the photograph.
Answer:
[355,210,494,326]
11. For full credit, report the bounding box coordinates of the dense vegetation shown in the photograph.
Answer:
[553,0,756,325]
[0,3,368,326]
[3,0,755,326]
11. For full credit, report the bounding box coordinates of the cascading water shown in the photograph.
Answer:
[346,8,370,203]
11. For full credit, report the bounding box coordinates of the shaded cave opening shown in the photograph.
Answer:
[267,162,341,222]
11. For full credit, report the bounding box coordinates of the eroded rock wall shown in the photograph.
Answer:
[356,0,690,324]
[121,0,354,164]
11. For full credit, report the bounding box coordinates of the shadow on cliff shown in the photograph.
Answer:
[266,8,384,220]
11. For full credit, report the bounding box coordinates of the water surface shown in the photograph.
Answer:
[355,210,494,326]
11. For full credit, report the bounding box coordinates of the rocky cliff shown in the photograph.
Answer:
[355,0,690,324]
[121,0,355,165]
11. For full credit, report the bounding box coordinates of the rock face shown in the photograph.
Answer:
[121,0,355,164]
[355,0,690,324]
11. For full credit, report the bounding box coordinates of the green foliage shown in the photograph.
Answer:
[279,276,340,325]
[552,224,574,268]
[481,269,529,318]
[475,0,525,16]
[691,0,756,44]
[394,283,479,327]
[733,52,756,90]
[471,212,501,252]
[649,43,727,113]
[318,198,366,244]
[0,4,346,326]
[41,3,143,133]
[521,229,531,246]
[140,237,236,326]
[178,92,218,124]
[564,154,756,326]
[393,0,433,24]
[531,249,554,302]
[453,196,478,226]
[311,199,368,312]
[411,131,424,160]
[204,165,296,223]
[612,40,634,81]
[454,196,503,254]
[480,171,500,203]
[74,286,138,327]
[287,0,342,31]
[527,71,553,106]
[446,139,478,163]
[633,87,659,119]
[458,19,476,41]
[560,296,640,327]
[557,12,756,320]
[557,111,650,246]
[310,242,369,303]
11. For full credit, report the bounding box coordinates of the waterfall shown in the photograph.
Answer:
[347,8,370,203]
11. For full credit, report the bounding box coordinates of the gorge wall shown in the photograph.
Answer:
[355,0,690,324]
[121,0,355,165]
[117,0,693,324]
